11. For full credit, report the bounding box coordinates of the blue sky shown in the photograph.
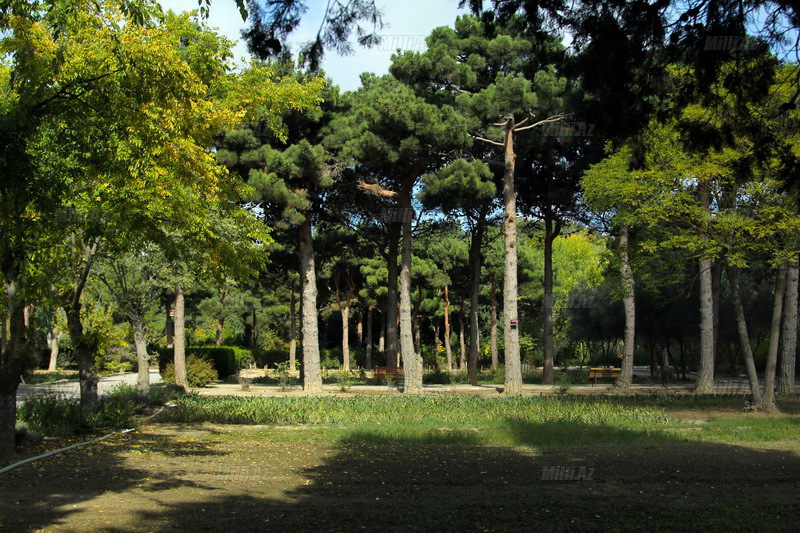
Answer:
[160,0,467,91]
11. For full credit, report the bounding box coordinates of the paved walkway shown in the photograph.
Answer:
[16,371,162,404]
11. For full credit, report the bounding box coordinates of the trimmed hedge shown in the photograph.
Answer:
[157,347,237,379]
[253,348,291,368]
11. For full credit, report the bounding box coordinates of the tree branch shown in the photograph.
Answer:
[514,113,571,132]
[470,134,504,147]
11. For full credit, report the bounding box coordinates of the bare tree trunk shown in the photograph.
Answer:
[47,327,59,372]
[490,273,498,369]
[0,278,27,458]
[173,285,187,388]
[616,225,636,389]
[289,287,297,370]
[165,293,174,349]
[444,285,453,371]
[413,285,423,358]
[299,219,322,393]
[378,311,385,355]
[696,182,715,394]
[467,217,485,385]
[131,315,150,391]
[365,305,374,370]
[727,266,763,407]
[356,307,364,350]
[458,301,466,370]
[385,223,401,367]
[542,216,557,384]
[696,256,715,393]
[762,264,787,410]
[502,119,521,394]
[400,196,422,394]
[215,317,224,347]
[341,299,350,372]
[779,258,798,394]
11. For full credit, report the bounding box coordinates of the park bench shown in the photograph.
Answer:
[374,366,404,383]
[588,367,620,386]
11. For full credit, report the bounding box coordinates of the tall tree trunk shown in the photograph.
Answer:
[779,258,798,394]
[379,311,385,355]
[711,262,723,361]
[616,225,636,388]
[341,299,350,372]
[458,300,466,371]
[542,215,558,384]
[727,266,763,406]
[66,301,98,413]
[444,284,453,372]
[215,317,224,347]
[490,273,498,369]
[165,293,174,349]
[467,216,485,385]
[289,286,297,370]
[502,119,522,394]
[365,305,374,370]
[385,222,401,367]
[413,285,423,358]
[356,306,364,350]
[696,256,715,393]
[399,194,422,394]
[131,315,150,391]
[0,278,27,458]
[299,219,322,393]
[173,285,187,388]
[47,327,59,372]
[696,182,715,393]
[762,264,787,410]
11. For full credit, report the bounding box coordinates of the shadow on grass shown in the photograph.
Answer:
[2,419,800,532]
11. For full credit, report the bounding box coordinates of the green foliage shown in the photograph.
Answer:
[272,361,295,391]
[17,394,85,437]
[423,367,452,385]
[254,348,289,368]
[158,347,237,379]
[162,354,217,387]
[163,395,669,428]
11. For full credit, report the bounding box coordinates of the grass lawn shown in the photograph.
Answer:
[2,395,799,531]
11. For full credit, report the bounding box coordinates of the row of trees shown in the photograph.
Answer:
[3,0,800,457]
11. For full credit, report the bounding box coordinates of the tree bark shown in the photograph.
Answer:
[444,284,453,372]
[616,225,636,389]
[762,263,787,410]
[299,219,323,393]
[47,326,59,372]
[695,182,715,394]
[727,266,763,406]
[542,215,557,384]
[502,118,522,394]
[378,310,385,355]
[399,193,423,393]
[289,286,297,370]
[165,292,174,349]
[467,215,485,385]
[215,317,224,347]
[385,222,401,367]
[0,278,27,458]
[131,315,150,391]
[779,258,798,394]
[490,273,498,369]
[173,285,187,388]
[341,298,351,372]
[365,305,374,370]
[458,300,466,371]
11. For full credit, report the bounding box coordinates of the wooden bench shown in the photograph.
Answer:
[588,367,620,386]
[374,366,404,383]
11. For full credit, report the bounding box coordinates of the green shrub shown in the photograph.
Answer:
[162,354,218,387]
[158,347,237,379]
[253,348,289,368]
[423,367,452,384]
[17,394,85,436]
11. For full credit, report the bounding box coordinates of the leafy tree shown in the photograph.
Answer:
[326,74,471,393]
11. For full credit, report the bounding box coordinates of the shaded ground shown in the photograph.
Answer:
[2,414,800,532]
